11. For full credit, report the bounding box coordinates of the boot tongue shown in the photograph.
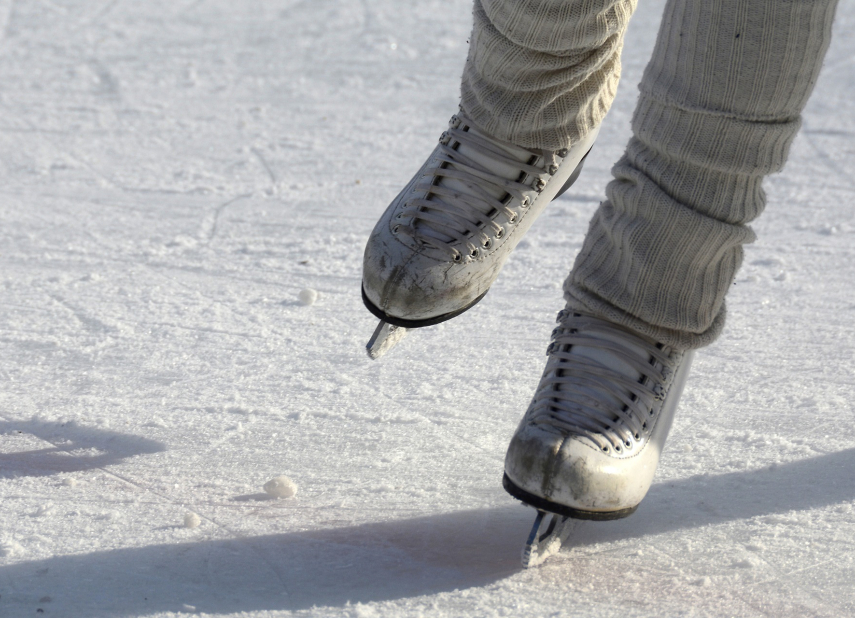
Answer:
[416,125,538,244]
[560,332,651,415]
[445,124,534,201]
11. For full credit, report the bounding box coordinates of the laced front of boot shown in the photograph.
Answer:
[392,113,566,262]
[527,311,683,454]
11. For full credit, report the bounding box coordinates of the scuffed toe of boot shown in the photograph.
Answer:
[505,424,654,517]
[362,227,492,325]
[504,311,694,519]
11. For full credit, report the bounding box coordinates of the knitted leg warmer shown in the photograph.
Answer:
[565,0,839,349]
[460,0,637,151]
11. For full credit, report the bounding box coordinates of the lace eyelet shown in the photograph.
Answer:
[548,164,558,175]
[602,446,609,452]
[483,239,492,249]
[452,253,462,262]
[534,178,545,192]
[557,148,569,158]
[625,440,632,448]
[508,213,518,224]
[469,248,480,258]
[393,225,400,234]
[495,227,505,239]
[521,196,531,208]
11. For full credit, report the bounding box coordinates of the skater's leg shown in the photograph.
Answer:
[362,0,637,354]
[461,0,636,150]
[566,0,840,349]
[506,0,839,517]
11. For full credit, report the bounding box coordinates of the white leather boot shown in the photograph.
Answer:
[362,113,597,357]
[504,310,694,520]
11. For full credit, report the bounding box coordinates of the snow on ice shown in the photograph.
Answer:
[0,0,853,616]
[184,512,202,529]
[264,476,298,499]
[299,288,319,306]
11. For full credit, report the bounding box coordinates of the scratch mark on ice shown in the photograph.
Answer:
[200,193,251,243]
[251,147,277,187]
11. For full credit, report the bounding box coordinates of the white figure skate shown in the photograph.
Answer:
[362,113,598,359]
[504,310,694,566]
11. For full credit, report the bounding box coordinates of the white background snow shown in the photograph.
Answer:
[1,0,854,616]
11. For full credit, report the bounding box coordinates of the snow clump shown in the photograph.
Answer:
[184,512,202,528]
[263,475,298,498]
[298,288,318,306]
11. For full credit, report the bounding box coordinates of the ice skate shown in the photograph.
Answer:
[504,310,694,564]
[362,113,598,358]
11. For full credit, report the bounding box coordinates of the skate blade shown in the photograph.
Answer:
[366,320,408,360]
[521,510,578,568]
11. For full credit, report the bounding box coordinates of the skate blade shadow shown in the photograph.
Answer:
[0,420,165,478]
[2,448,855,615]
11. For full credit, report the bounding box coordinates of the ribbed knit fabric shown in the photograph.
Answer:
[565,0,839,349]
[460,0,637,150]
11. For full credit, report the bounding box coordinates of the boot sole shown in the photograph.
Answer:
[362,285,488,328]
[503,473,639,521]
[361,149,592,329]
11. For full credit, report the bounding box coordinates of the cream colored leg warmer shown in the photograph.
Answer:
[564,0,839,349]
[460,0,637,150]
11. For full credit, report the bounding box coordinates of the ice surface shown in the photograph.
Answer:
[0,0,853,616]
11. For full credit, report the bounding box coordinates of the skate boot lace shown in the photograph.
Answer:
[527,311,681,454]
[394,113,564,261]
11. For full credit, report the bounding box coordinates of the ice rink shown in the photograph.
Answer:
[1,0,854,616]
